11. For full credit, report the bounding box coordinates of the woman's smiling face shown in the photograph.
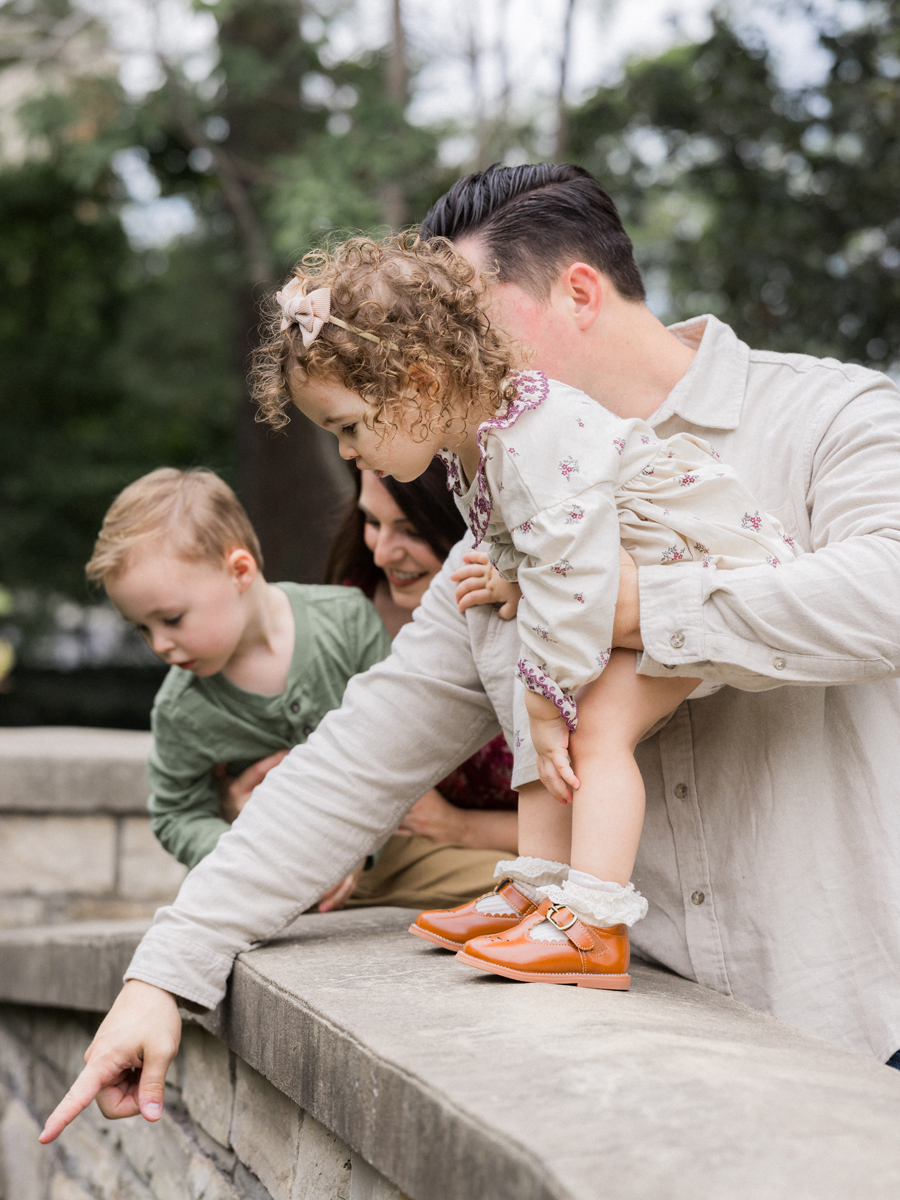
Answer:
[358,470,444,610]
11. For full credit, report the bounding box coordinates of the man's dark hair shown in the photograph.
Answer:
[421,163,645,303]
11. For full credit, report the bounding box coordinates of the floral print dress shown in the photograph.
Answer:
[439,371,796,731]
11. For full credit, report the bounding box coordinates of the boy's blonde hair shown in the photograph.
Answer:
[251,233,516,435]
[85,468,263,583]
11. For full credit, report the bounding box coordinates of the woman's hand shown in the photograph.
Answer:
[524,692,579,804]
[214,749,290,824]
[317,867,364,912]
[452,552,521,620]
[39,980,182,1144]
[395,788,467,842]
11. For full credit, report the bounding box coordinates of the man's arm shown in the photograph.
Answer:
[126,547,503,1010]
[635,382,900,687]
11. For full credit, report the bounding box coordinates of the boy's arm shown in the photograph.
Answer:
[147,710,231,871]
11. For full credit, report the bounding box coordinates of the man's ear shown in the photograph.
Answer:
[559,262,604,330]
[225,548,258,592]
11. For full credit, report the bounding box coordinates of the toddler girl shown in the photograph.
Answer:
[253,235,795,989]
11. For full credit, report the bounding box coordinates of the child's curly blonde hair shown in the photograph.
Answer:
[251,233,517,437]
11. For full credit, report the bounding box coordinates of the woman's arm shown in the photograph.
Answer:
[396,788,518,852]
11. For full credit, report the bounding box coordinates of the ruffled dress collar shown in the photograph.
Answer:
[437,370,549,544]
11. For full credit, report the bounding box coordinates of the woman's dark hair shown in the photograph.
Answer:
[421,162,645,303]
[324,459,466,592]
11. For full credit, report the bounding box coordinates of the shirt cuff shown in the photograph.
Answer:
[124,927,234,1011]
[637,563,708,668]
[516,658,578,731]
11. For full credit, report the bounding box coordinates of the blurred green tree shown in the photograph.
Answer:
[567,2,900,369]
[0,0,448,596]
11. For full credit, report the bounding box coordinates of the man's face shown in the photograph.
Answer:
[455,234,586,386]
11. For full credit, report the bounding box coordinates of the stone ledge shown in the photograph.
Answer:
[2,911,900,1199]
[0,727,152,813]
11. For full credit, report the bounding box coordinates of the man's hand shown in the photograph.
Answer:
[215,749,290,824]
[317,866,364,912]
[613,548,643,650]
[39,980,182,1145]
[452,552,521,620]
[524,692,580,804]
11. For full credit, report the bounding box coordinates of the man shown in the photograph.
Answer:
[41,164,900,1143]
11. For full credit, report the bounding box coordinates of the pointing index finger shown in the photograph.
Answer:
[39,1064,105,1144]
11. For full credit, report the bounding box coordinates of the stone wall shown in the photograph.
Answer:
[0,729,185,927]
[0,1004,406,1200]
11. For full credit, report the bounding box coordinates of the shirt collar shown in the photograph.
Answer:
[649,314,750,432]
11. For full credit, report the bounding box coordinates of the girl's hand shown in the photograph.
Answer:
[524,692,580,804]
[452,552,521,620]
[39,980,182,1144]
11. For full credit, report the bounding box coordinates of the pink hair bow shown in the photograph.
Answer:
[276,280,332,346]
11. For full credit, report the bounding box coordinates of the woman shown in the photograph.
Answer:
[318,459,518,911]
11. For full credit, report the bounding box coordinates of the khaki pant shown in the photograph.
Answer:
[345,835,505,911]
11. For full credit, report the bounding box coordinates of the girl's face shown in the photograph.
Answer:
[291,376,444,483]
[358,470,444,611]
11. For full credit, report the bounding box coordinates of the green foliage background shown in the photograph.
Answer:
[2,0,899,601]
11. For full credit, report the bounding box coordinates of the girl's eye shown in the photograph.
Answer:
[341,423,356,435]
[163,615,183,627]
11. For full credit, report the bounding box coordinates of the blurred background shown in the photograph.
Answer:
[0,0,897,727]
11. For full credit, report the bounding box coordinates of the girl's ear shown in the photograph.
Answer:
[225,548,258,592]
[406,362,442,400]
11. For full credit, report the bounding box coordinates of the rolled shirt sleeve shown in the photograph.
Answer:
[638,378,900,687]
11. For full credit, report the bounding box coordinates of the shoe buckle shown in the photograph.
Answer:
[546,902,578,931]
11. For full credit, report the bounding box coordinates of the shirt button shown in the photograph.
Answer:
[303,725,312,737]
[290,701,300,713]
[674,783,688,800]
[691,890,706,906]
[773,657,786,670]
[670,632,685,649]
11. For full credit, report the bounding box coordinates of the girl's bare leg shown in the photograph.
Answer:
[569,650,699,885]
[516,779,572,864]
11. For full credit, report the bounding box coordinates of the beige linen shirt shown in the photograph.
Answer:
[128,315,900,1061]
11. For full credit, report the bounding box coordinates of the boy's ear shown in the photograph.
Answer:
[225,548,258,591]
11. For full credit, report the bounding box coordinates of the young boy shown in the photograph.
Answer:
[86,467,391,871]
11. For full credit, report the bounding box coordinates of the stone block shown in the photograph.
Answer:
[230,1059,301,1200]
[0,816,116,895]
[233,1163,275,1200]
[0,895,46,928]
[56,1112,131,1200]
[117,819,187,901]
[50,1171,96,1200]
[0,727,152,814]
[1,1096,53,1200]
[293,1115,351,1200]
[181,1024,234,1148]
[349,1155,409,1200]
[0,1019,31,1102]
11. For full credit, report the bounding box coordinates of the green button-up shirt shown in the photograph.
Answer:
[147,583,391,869]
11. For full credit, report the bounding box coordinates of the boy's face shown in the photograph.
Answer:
[105,550,252,676]
[291,375,443,483]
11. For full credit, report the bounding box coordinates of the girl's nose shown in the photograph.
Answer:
[339,444,358,462]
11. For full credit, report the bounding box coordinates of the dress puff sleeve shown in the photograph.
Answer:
[480,386,633,731]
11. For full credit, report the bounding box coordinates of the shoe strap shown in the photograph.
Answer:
[494,879,534,916]
[545,903,597,953]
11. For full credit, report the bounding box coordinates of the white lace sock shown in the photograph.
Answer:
[540,868,648,928]
[490,856,570,902]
